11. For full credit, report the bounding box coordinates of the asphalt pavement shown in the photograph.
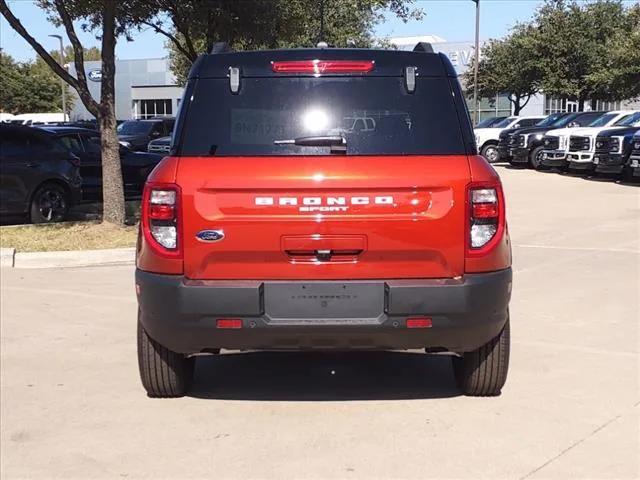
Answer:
[1,166,638,479]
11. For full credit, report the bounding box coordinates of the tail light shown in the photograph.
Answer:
[466,183,505,256]
[271,60,374,74]
[141,182,182,258]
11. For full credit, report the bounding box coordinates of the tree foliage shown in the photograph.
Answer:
[533,0,640,108]
[137,0,423,84]
[469,0,640,114]
[464,25,542,115]
[0,52,73,114]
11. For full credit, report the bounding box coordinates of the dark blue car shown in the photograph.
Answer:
[38,126,165,201]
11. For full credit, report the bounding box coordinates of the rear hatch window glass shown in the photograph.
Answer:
[178,77,466,156]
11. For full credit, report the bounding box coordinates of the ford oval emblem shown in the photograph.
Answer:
[196,229,225,243]
[88,69,102,82]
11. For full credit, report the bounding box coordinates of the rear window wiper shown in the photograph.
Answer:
[274,135,346,147]
[274,135,346,154]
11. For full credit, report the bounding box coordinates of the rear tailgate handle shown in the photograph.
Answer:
[282,235,367,263]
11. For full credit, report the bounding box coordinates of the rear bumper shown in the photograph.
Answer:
[136,268,512,354]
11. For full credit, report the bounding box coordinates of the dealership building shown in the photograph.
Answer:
[69,36,639,122]
[69,58,183,121]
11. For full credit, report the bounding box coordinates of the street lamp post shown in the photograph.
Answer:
[472,0,480,125]
[48,34,66,122]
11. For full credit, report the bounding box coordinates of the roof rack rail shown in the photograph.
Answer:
[413,42,434,53]
[210,42,232,54]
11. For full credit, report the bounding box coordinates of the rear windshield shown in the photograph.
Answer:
[117,121,153,135]
[177,77,466,156]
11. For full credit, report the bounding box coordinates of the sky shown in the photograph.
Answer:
[0,0,636,62]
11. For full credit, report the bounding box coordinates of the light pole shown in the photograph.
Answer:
[471,0,480,125]
[48,34,66,121]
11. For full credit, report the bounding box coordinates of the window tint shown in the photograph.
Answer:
[575,113,603,126]
[614,112,640,126]
[550,113,578,128]
[117,121,153,135]
[493,117,517,128]
[151,123,164,136]
[179,77,466,156]
[476,116,506,128]
[537,113,565,127]
[57,134,84,154]
[29,134,65,156]
[522,118,543,127]
[82,134,102,155]
[588,113,618,127]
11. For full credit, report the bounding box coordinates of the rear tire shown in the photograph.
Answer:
[137,312,195,398]
[452,318,510,396]
[30,182,69,223]
[529,146,545,170]
[481,144,499,164]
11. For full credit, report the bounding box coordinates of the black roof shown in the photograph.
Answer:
[36,126,97,135]
[189,48,457,79]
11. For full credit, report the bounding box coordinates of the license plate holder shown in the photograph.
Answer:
[264,282,384,320]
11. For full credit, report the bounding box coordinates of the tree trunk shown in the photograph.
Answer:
[513,102,522,115]
[98,0,125,226]
[510,94,522,115]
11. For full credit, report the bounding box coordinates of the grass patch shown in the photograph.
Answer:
[0,222,138,252]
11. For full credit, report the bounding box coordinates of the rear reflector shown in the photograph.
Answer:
[406,317,433,329]
[148,204,174,220]
[271,60,374,74]
[216,319,243,329]
[472,203,499,218]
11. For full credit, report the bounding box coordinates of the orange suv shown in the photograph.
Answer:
[135,43,512,398]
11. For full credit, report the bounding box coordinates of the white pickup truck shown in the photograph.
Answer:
[474,115,546,163]
[541,110,638,170]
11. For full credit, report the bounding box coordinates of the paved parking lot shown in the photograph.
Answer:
[1,166,638,479]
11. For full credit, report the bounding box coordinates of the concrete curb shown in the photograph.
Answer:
[10,247,135,269]
[1,248,15,267]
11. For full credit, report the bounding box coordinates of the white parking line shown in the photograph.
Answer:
[1,286,136,303]
[514,244,639,254]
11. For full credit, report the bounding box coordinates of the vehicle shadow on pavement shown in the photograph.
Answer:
[189,351,461,401]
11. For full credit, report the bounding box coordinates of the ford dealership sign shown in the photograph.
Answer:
[88,69,102,82]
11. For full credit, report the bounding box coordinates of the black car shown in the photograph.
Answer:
[117,118,175,151]
[147,136,172,154]
[0,124,82,223]
[495,116,549,161]
[511,111,606,168]
[627,131,640,179]
[38,126,165,201]
[593,126,640,177]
